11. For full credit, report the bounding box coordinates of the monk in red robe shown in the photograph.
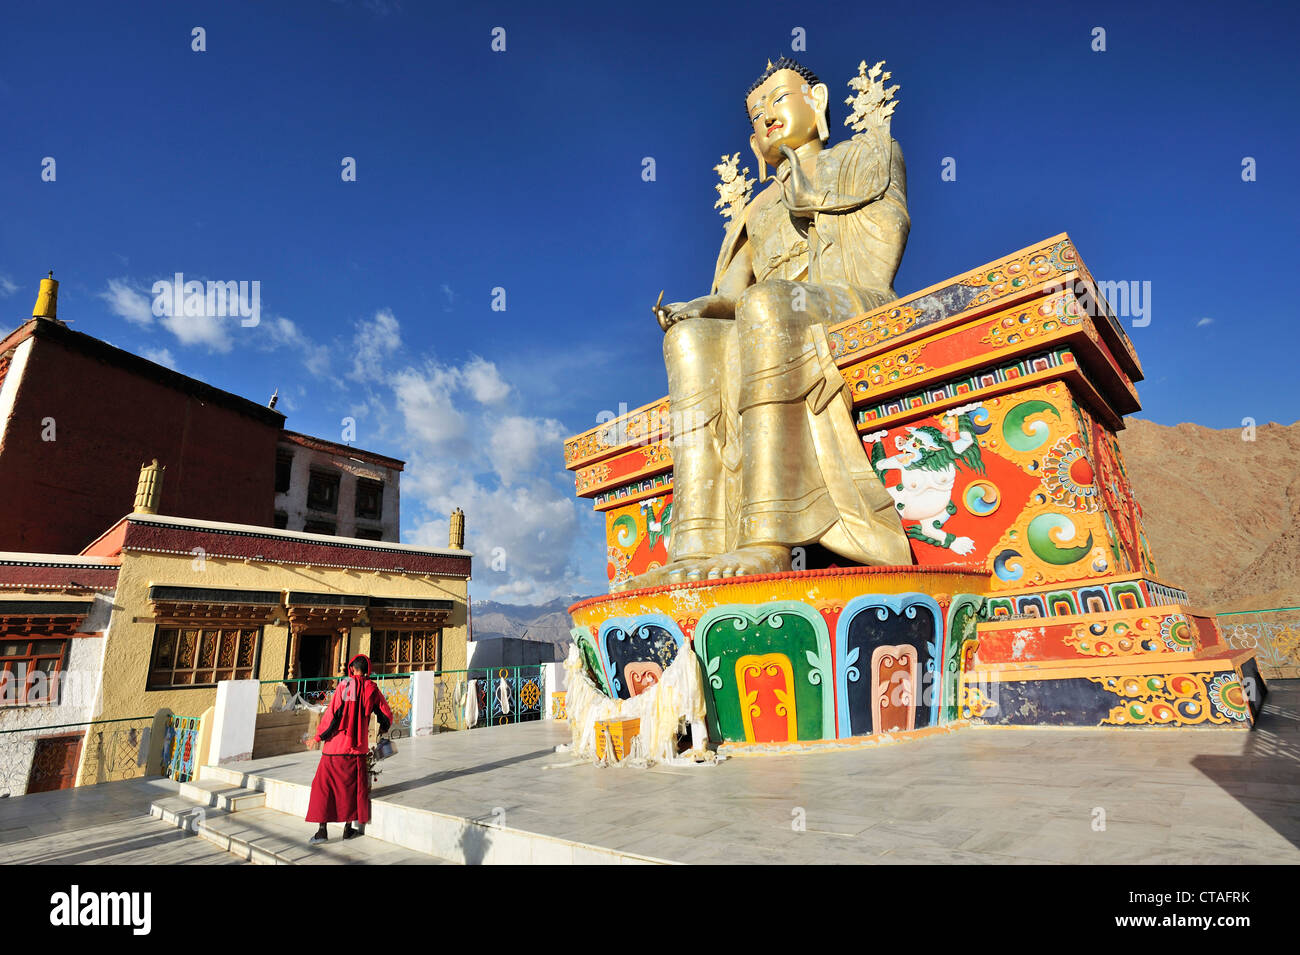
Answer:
[305,653,393,844]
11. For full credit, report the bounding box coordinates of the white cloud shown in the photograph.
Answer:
[99,276,233,351]
[159,307,233,352]
[99,278,154,327]
[1196,317,1214,328]
[485,414,566,486]
[99,277,338,363]
[141,347,177,369]
[266,316,331,377]
[460,354,511,405]
[0,276,17,298]
[349,308,402,382]
[392,361,469,449]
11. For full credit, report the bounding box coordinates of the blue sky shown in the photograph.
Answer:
[2,0,1297,603]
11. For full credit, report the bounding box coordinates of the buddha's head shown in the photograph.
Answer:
[745,57,829,179]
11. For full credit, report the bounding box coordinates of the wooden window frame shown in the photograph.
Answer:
[146,625,264,690]
[275,450,295,494]
[355,478,384,520]
[0,637,69,706]
[306,468,340,513]
[371,628,441,674]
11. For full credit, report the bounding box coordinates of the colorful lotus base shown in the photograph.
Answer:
[567,568,1265,746]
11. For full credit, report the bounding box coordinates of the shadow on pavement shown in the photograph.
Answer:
[1192,679,1300,851]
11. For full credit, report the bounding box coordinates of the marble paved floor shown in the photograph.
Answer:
[3,683,1297,865]
[0,777,245,865]
[228,681,1300,865]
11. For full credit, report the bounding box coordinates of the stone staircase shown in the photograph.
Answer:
[150,777,451,865]
[151,758,669,864]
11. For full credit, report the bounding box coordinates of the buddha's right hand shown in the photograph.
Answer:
[655,295,731,331]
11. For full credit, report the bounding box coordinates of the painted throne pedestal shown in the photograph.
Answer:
[564,235,1265,749]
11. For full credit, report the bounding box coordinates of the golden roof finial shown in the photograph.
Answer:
[32,270,59,320]
[134,459,165,514]
[449,507,466,550]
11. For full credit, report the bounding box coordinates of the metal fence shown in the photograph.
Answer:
[434,667,545,732]
[1217,607,1300,679]
[0,716,154,796]
[258,675,413,738]
[258,666,546,736]
[258,677,334,711]
[373,674,412,738]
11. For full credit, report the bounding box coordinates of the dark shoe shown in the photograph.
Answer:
[343,824,363,840]
[309,827,328,845]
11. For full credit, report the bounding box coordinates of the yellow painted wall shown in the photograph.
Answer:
[96,548,469,724]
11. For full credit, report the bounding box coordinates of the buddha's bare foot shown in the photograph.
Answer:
[687,545,791,581]
[613,558,707,592]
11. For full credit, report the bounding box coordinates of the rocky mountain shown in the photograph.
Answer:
[1118,417,1300,612]
[469,595,585,656]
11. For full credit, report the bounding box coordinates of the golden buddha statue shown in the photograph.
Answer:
[623,57,912,589]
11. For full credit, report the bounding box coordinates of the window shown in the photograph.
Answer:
[273,511,288,529]
[148,626,260,689]
[0,638,68,706]
[306,469,340,513]
[303,520,335,536]
[354,527,383,541]
[371,629,440,674]
[275,450,294,493]
[355,479,383,520]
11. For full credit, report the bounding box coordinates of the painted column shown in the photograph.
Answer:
[287,625,303,678]
[337,626,350,673]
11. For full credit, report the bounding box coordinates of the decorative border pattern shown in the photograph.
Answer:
[1087,672,1236,727]
[984,577,1186,619]
[856,348,1074,425]
[122,519,471,577]
[828,237,1079,361]
[564,397,671,469]
[592,471,673,509]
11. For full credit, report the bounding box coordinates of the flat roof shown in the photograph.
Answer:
[121,513,468,558]
[280,430,405,471]
[4,318,285,427]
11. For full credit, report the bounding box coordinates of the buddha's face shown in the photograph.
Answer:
[747,68,828,168]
